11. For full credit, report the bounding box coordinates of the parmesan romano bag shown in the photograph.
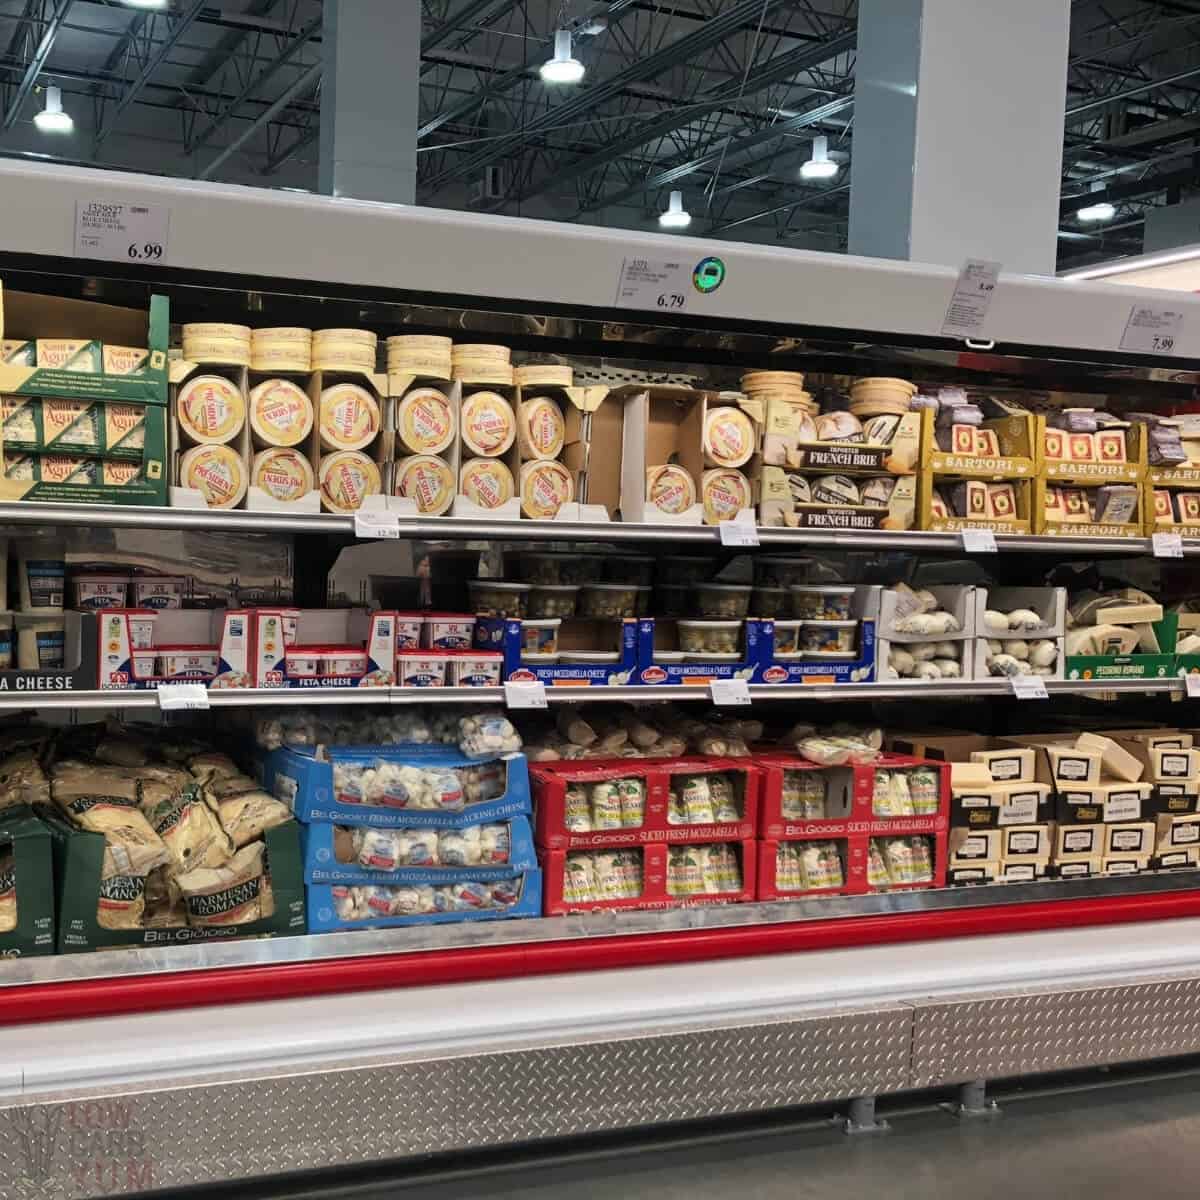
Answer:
[176,842,273,927]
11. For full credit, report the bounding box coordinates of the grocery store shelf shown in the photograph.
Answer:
[0,500,1172,553]
[3,870,1196,990]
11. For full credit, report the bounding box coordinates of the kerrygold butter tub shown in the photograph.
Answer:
[394,454,454,516]
[517,396,566,461]
[180,444,247,509]
[396,386,455,455]
[177,375,246,445]
[251,447,314,503]
[318,450,382,514]
[461,390,516,457]
[249,378,313,448]
[318,383,381,452]
[460,458,515,510]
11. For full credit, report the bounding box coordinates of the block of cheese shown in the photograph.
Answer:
[1098,603,1164,625]
[1053,856,1102,880]
[1105,821,1155,856]
[996,782,1051,825]
[1046,744,1102,785]
[1154,812,1200,853]
[1155,846,1200,869]
[969,748,1034,783]
[1074,732,1144,782]
[180,444,247,509]
[1054,822,1103,859]
[1001,823,1051,861]
[1065,624,1139,656]
[949,827,1001,865]
[999,861,1047,882]
[952,761,994,787]
[1102,856,1148,876]
[1114,729,1193,750]
[1150,746,1200,781]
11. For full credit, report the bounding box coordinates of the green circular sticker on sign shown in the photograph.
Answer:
[693,256,725,294]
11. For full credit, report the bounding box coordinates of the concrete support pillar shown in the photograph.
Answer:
[319,0,420,203]
[848,0,1071,276]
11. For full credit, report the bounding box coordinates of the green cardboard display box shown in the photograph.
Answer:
[0,804,55,957]
[1066,616,1176,682]
[42,809,306,954]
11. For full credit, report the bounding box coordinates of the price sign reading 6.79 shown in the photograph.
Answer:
[657,292,686,309]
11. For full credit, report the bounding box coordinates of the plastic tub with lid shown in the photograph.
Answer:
[157,645,220,680]
[678,620,741,655]
[695,582,752,619]
[528,585,577,619]
[467,581,530,618]
[791,585,855,621]
[578,583,637,619]
[131,649,157,679]
[752,585,788,619]
[397,649,448,687]
[773,620,802,656]
[422,613,476,649]
[450,651,504,687]
[799,621,857,653]
[521,618,561,655]
[603,554,656,587]
[393,612,424,650]
[70,574,130,611]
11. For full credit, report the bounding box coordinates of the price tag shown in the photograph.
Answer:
[1119,304,1184,355]
[615,254,725,311]
[710,678,752,706]
[1186,674,1200,699]
[1010,675,1048,700]
[941,259,1001,337]
[719,520,759,547]
[157,683,210,711]
[354,511,400,539]
[1153,531,1184,558]
[75,199,169,264]
[504,681,548,709]
[961,528,998,553]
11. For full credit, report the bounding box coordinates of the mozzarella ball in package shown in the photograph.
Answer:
[459,711,522,758]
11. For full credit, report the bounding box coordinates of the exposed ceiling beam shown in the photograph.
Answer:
[190,13,321,153]
[1060,162,1200,214]
[518,28,855,205]
[188,0,281,89]
[263,123,317,174]
[1,0,72,134]
[421,0,791,192]
[423,0,517,55]
[1066,61,1200,120]
[708,180,849,234]
[94,0,207,148]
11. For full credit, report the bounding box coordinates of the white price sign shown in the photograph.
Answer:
[75,200,169,264]
[157,683,210,711]
[941,259,1001,337]
[354,511,400,539]
[615,254,725,313]
[1010,675,1048,700]
[719,520,759,547]
[961,528,998,553]
[1120,304,1184,355]
[1153,532,1184,559]
[504,680,548,709]
[710,678,752,706]
[1186,673,1200,699]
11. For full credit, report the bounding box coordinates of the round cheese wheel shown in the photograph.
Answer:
[318,383,380,451]
[520,459,573,519]
[517,397,566,460]
[180,444,247,509]
[181,336,252,366]
[177,374,246,445]
[742,370,805,391]
[810,474,862,505]
[515,364,573,388]
[646,464,696,515]
[452,343,510,362]
[460,457,515,510]
[249,378,313,447]
[394,454,454,516]
[250,347,312,372]
[453,362,515,386]
[318,450,381,513]
[313,327,377,346]
[251,447,314,502]
[702,406,756,468]
[700,468,752,525]
[251,327,311,344]
[387,335,452,354]
[396,386,455,455]
[311,348,377,372]
[461,390,516,457]
[182,323,251,342]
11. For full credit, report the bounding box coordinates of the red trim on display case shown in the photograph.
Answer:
[5,890,1200,1026]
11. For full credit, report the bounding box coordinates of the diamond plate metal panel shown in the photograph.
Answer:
[911,976,1200,1087]
[0,1007,911,1200]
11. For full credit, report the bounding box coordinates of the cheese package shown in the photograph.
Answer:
[1051,856,1101,880]
[1154,812,1200,853]
[514,363,573,388]
[103,346,149,376]
[461,390,516,457]
[969,748,1034,783]
[1054,822,1103,859]
[318,383,381,451]
[177,374,246,445]
[519,459,573,519]
[700,468,752,524]
[0,340,33,365]
[0,850,14,933]
[1097,428,1127,462]
[393,453,453,515]
[36,339,100,372]
[1104,821,1155,856]
[1045,744,1102,785]
[952,761,994,787]
[175,841,273,927]
[1064,624,1140,656]
[318,449,382,513]
[1001,823,1051,861]
[1056,782,1152,823]
[147,793,234,872]
[1101,856,1148,876]
[183,323,251,341]
[396,386,455,455]
[949,827,1001,864]
[987,482,1016,520]
[248,378,314,447]
[1179,493,1200,524]
[41,399,101,452]
[703,406,756,468]
[1061,488,1090,522]
[460,457,515,509]
[810,474,861,506]
[1068,432,1096,461]
[517,396,566,461]
[204,785,290,848]
[251,345,312,372]
[974,428,1000,456]
[1152,488,1177,524]
[646,464,695,515]
[60,793,171,876]
[180,443,248,509]
[1044,429,1066,460]
[253,326,312,344]
[1094,484,1138,524]
[181,336,252,366]
[1074,732,1144,783]
[251,447,314,502]
[1149,746,1200,781]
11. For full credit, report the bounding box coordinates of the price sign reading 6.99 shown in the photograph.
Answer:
[75,199,170,265]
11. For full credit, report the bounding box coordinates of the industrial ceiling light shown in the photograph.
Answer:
[33,86,73,134]
[1077,181,1116,223]
[658,190,691,229]
[799,135,839,181]
[540,30,585,84]
[121,0,168,7]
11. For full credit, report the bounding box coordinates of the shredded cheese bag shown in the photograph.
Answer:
[0,850,15,933]
[148,792,235,872]
[204,785,291,848]
[176,842,272,927]
[62,794,171,876]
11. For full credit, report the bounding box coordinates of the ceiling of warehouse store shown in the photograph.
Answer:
[2,0,1200,269]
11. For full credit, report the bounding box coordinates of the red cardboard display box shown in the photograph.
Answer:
[542,838,757,914]
[532,757,759,850]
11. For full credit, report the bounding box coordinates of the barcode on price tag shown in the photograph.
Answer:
[157,683,210,711]
[1186,674,1200,699]
[941,259,1001,337]
[354,511,400,539]
[719,520,759,547]
[504,681,548,709]
[1119,304,1184,355]
[711,678,752,706]
[1153,532,1184,558]
[961,528,998,553]
[75,200,169,264]
[1011,676,1048,700]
